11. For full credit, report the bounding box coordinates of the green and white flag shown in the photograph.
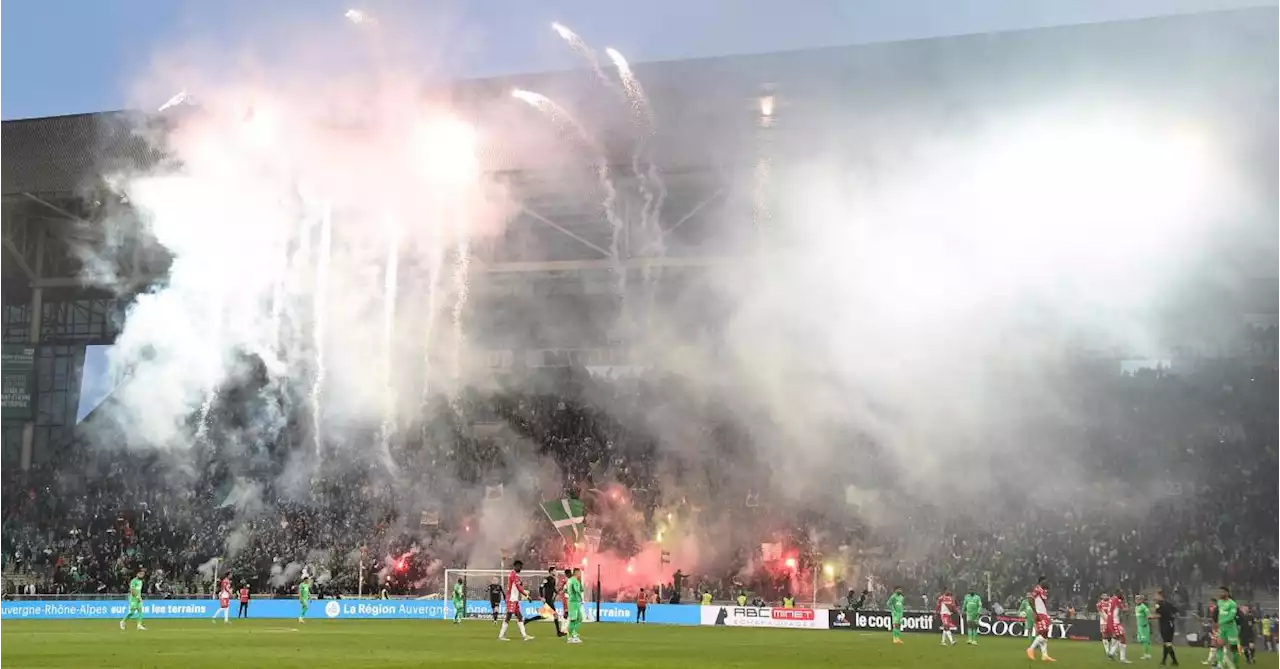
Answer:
[540,498,586,543]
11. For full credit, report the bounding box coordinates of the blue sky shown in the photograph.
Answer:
[76,345,117,423]
[1,0,1269,120]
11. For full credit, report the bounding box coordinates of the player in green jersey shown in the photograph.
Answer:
[566,567,585,644]
[963,591,982,645]
[298,576,311,623]
[452,577,466,624]
[1020,593,1035,639]
[119,569,147,630]
[1134,594,1152,660]
[887,587,905,644]
[1217,586,1240,669]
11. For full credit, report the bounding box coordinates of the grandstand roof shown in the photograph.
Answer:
[3,6,1275,197]
[2,112,164,196]
[2,7,1274,291]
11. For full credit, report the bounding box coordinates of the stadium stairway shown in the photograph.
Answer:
[1247,588,1278,616]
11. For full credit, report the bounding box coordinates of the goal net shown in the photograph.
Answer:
[441,568,535,621]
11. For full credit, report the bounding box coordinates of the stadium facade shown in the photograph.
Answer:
[2,7,1276,469]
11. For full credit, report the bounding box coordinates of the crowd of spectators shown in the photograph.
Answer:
[3,356,1275,614]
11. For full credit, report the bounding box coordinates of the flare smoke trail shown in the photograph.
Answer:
[267,222,290,361]
[551,30,661,255]
[82,7,520,594]
[512,89,627,297]
[420,245,445,406]
[158,90,190,113]
[195,392,216,441]
[603,48,652,129]
[604,47,667,307]
[550,23,624,98]
[412,113,483,404]
[311,202,332,456]
[380,214,401,454]
[450,234,470,388]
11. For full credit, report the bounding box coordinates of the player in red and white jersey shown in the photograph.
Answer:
[1025,578,1056,662]
[212,587,231,623]
[936,590,958,646]
[498,560,534,642]
[1203,598,1221,667]
[220,572,232,598]
[1109,590,1131,663]
[1098,590,1116,658]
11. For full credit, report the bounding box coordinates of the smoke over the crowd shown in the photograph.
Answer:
[74,5,1273,595]
[719,106,1240,491]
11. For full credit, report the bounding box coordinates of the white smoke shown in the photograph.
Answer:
[224,527,252,559]
[196,558,220,580]
[269,561,305,589]
[72,6,1270,591]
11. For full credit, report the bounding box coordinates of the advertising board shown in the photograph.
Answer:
[826,609,1100,641]
[0,599,699,625]
[700,605,830,630]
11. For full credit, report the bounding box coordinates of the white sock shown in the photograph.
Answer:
[517,621,528,637]
[499,621,508,638]
[1040,638,1049,656]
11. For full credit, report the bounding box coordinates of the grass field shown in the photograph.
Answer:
[3,619,1277,669]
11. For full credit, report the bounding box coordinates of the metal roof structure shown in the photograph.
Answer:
[2,6,1275,292]
[1,111,166,196]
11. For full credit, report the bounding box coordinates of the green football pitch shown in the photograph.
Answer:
[3,619,1276,669]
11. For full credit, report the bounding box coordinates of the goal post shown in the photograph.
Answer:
[442,568,518,621]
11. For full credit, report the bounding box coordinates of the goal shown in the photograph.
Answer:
[442,568,529,621]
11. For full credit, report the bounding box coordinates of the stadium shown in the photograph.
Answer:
[2,6,1277,668]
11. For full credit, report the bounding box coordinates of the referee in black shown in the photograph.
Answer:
[1154,589,1179,665]
[541,568,565,637]
[1238,604,1257,665]
[487,577,503,623]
